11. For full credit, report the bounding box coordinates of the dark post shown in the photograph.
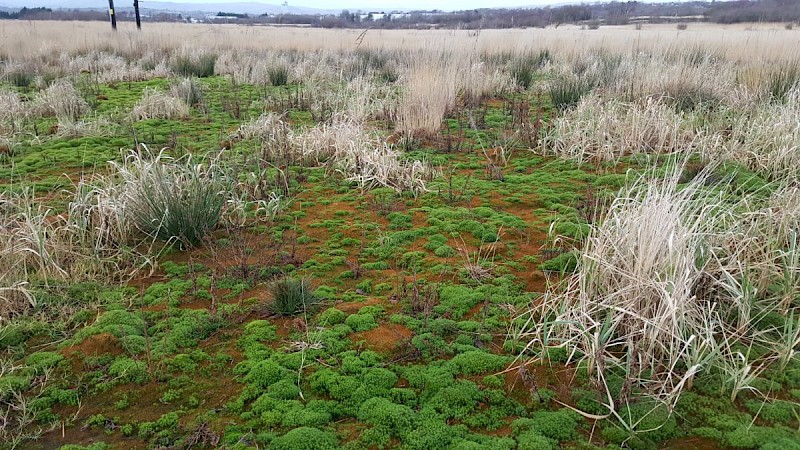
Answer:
[108,0,117,30]
[134,0,141,29]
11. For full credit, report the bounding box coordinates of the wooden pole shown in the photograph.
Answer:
[108,0,117,30]
[134,0,141,30]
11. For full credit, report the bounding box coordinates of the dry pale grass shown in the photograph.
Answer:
[215,49,303,85]
[397,52,461,137]
[33,79,90,123]
[723,87,800,181]
[1,21,798,65]
[233,112,288,142]
[562,50,739,106]
[54,118,114,138]
[461,59,514,106]
[131,87,190,121]
[63,51,171,83]
[542,95,701,164]
[0,90,27,132]
[521,163,794,423]
[298,120,435,196]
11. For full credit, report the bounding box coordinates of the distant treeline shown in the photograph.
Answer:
[1,1,798,28]
[0,7,52,19]
[316,1,800,29]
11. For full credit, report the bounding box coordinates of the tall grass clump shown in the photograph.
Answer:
[766,64,800,102]
[169,78,205,107]
[173,52,217,78]
[511,63,535,90]
[724,86,800,180]
[461,61,513,106]
[131,88,190,121]
[299,120,435,196]
[0,90,26,132]
[268,277,320,316]
[542,95,699,164]
[34,79,90,123]
[268,65,290,86]
[233,112,289,142]
[520,161,800,431]
[1,186,154,323]
[6,66,33,88]
[110,147,227,248]
[342,77,398,124]
[509,50,549,89]
[397,53,460,137]
[521,165,741,417]
[548,75,593,111]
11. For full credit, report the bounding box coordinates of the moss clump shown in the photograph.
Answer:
[59,444,110,450]
[364,368,398,390]
[317,308,347,325]
[238,320,278,359]
[745,399,799,424]
[270,427,339,450]
[108,358,148,383]
[266,379,301,400]
[74,309,146,340]
[25,351,64,373]
[309,369,361,401]
[242,359,290,388]
[516,430,555,450]
[723,425,800,448]
[0,323,29,347]
[449,351,509,375]
[403,417,465,450]
[358,397,416,435]
[512,409,580,442]
[0,375,31,400]
[437,285,484,320]
[345,313,378,332]
[539,251,578,273]
[429,380,483,420]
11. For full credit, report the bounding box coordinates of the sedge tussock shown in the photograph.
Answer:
[33,79,90,123]
[0,90,27,131]
[542,95,699,164]
[169,77,205,107]
[527,163,800,428]
[297,120,435,196]
[460,60,513,106]
[723,87,800,181]
[233,112,288,142]
[54,117,114,138]
[109,146,227,247]
[0,187,156,323]
[64,51,170,83]
[131,87,190,121]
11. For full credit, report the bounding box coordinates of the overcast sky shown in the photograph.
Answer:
[175,0,591,10]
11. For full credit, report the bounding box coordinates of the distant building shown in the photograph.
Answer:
[359,12,387,21]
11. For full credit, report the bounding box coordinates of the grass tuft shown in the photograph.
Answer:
[111,146,226,248]
[269,277,320,316]
[548,76,593,111]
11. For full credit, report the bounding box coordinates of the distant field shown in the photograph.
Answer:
[1,20,800,450]
[1,20,798,60]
